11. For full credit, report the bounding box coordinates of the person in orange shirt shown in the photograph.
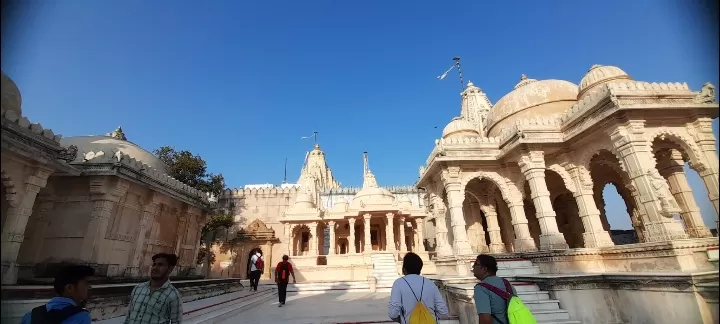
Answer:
[274,255,296,307]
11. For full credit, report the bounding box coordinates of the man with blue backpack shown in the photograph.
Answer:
[473,254,537,324]
[21,264,95,324]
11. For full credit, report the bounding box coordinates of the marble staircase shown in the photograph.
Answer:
[371,253,400,290]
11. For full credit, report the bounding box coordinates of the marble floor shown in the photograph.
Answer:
[218,291,394,324]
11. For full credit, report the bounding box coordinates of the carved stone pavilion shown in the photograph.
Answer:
[1,72,214,285]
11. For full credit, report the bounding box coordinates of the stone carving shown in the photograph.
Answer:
[107,127,127,140]
[694,82,716,104]
[57,145,78,163]
[647,168,681,216]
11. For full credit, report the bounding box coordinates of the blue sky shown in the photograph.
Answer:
[2,1,718,230]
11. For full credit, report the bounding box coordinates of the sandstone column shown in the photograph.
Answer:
[415,219,426,252]
[563,161,614,248]
[609,123,687,241]
[283,223,292,256]
[691,118,719,230]
[398,217,407,252]
[479,203,505,253]
[658,150,712,238]
[30,198,55,263]
[468,201,488,253]
[348,218,356,253]
[192,215,207,274]
[494,185,536,252]
[441,167,473,255]
[430,195,453,257]
[328,221,336,255]
[130,195,160,276]
[79,177,128,266]
[385,213,396,251]
[363,214,372,253]
[519,151,569,250]
[1,168,51,284]
[174,215,189,259]
[309,222,318,256]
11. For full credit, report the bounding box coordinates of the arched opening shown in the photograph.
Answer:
[545,170,584,248]
[589,150,640,244]
[652,136,715,237]
[464,177,516,254]
[522,182,542,249]
[292,225,311,256]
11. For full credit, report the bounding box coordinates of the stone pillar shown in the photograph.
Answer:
[328,221,336,255]
[469,201,488,253]
[191,215,207,274]
[563,162,615,248]
[130,196,160,276]
[415,219,426,252]
[398,217,407,252]
[690,118,720,229]
[1,168,51,284]
[385,213,396,251]
[348,218,356,253]
[504,198,536,252]
[430,195,453,257]
[519,151,569,250]
[609,124,688,241]
[441,166,473,255]
[263,243,272,279]
[309,222,318,256]
[174,215,189,259]
[363,214,372,253]
[283,223,292,256]
[30,198,55,263]
[479,203,505,253]
[658,150,712,238]
[79,177,128,266]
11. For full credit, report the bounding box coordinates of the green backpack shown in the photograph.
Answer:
[477,279,537,324]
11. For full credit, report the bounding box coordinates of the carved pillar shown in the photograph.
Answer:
[519,151,569,250]
[430,195,453,257]
[284,223,292,256]
[479,202,505,253]
[501,188,536,252]
[363,214,372,253]
[192,215,207,274]
[658,150,712,238]
[30,198,55,263]
[415,219,426,252]
[348,218,356,254]
[130,196,160,276]
[468,200,488,253]
[174,215,189,260]
[609,123,688,241]
[690,118,720,228]
[328,221,336,255]
[263,242,272,279]
[79,177,128,265]
[398,217,407,252]
[309,222,318,256]
[385,213,396,251]
[441,167,473,255]
[563,161,615,248]
[1,168,51,284]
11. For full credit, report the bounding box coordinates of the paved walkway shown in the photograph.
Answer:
[218,291,393,324]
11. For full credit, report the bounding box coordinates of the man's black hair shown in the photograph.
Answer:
[402,252,423,275]
[282,255,289,261]
[475,254,498,273]
[53,265,95,295]
[152,253,178,267]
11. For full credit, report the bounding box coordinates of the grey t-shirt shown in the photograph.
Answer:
[473,276,517,324]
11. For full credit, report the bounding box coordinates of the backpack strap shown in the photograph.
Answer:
[477,282,512,301]
[31,305,87,324]
[502,278,514,296]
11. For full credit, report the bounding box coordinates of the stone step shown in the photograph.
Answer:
[538,321,582,324]
[532,310,571,322]
[186,289,276,324]
[286,281,371,294]
[524,299,561,312]
[516,291,551,301]
[497,259,534,268]
[497,266,541,277]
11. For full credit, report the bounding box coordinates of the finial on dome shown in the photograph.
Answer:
[589,64,602,71]
[107,126,127,141]
[467,81,474,87]
[520,74,528,81]
[314,144,320,150]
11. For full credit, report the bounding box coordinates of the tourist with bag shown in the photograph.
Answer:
[249,250,264,291]
[274,254,296,307]
[473,254,537,324]
[21,264,95,324]
[388,252,449,324]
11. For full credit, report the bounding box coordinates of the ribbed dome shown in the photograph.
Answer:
[486,76,578,137]
[397,195,412,209]
[578,65,631,98]
[351,171,395,208]
[332,197,349,212]
[442,117,479,139]
[1,72,22,115]
[60,133,169,173]
[293,192,316,209]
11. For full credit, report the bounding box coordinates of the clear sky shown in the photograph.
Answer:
[2,1,718,230]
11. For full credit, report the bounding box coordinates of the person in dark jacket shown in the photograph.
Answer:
[21,264,95,324]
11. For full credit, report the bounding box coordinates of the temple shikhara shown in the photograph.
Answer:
[1,64,719,324]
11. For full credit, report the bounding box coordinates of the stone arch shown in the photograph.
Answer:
[576,139,620,171]
[1,169,17,207]
[461,171,523,205]
[646,128,705,170]
[547,164,577,194]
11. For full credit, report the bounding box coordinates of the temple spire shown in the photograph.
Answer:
[361,151,378,188]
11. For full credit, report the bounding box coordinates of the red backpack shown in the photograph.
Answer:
[254,257,264,270]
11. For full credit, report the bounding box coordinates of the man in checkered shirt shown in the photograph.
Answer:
[124,253,183,324]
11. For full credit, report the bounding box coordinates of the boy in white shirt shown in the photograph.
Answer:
[388,252,449,323]
[249,250,263,291]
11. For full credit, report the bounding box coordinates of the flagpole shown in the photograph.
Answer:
[313,131,318,145]
[453,57,464,92]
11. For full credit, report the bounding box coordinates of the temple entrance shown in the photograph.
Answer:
[232,219,278,280]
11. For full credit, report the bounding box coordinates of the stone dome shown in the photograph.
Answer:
[293,192,316,209]
[578,65,631,98]
[442,117,479,139]
[332,197,349,212]
[1,72,22,115]
[486,75,579,137]
[397,195,412,209]
[351,171,396,208]
[60,131,169,173]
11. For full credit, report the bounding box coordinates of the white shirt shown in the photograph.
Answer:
[250,255,263,271]
[388,274,449,324]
